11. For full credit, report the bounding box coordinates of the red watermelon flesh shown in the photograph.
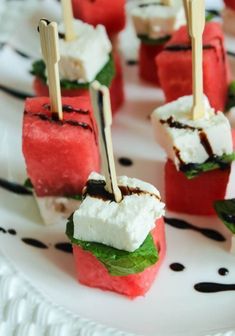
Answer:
[72,0,126,36]
[139,42,165,85]
[22,97,100,197]
[224,0,235,11]
[33,77,90,99]
[157,22,229,112]
[72,217,166,298]
[165,159,231,216]
[110,52,125,113]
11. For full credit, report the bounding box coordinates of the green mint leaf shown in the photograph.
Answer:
[66,215,159,276]
[31,55,115,89]
[226,81,235,112]
[24,178,34,190]
[181,153,235,179]
[70,194,83,201]
[138,34,171,45]
[214,199,235,234]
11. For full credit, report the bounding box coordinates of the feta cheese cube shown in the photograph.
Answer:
[151,95,233,169]
[73,172,165,252]
[131,0,186,40]
[35,195,81,226]
[58,20,112,82]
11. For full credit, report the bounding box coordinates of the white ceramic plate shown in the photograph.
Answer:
[1,1,235,335]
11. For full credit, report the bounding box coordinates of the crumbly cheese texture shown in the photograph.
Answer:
[73,172,165,252]
[131,0,186,39]
[35,195,81,226]
[58,20,112,82]
[151,95,233,169]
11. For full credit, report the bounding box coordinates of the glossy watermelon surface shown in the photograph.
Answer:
[157,22,229,112]
[140,42,165,85]
[165,159,231,216]
[22,97,100,197]
[72,0,125,36]
[72,217,166,298]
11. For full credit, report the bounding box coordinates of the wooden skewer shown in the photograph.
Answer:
[189,0,205,120]
[162,0,172,6]
[38,19,63,120]
[61,0,76,41]
[90,81,122,203]
[183,0,191,33]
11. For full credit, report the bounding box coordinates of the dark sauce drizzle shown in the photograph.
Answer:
[164,217,226,242]
[138,2,163,8]
[126,60,138,66]
[24,111,92,131]
[8,229,16,235]
[160,116,201,131]
[55,242,73,254]
[0,178,33,195]
[85,179,160,202]
[194,282,235,293]
[43,103,89,115]
[0,227,6,234]
[199,131,213,157]
[21,238,48,249]
[170,263,185,272]
[0,84,34,100]
[165,44,214,52]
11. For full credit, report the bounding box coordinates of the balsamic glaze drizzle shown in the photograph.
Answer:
[218,268,229,276]
[138,2,163,8]
[0,178,33,195]
[8,229,16,235]
[43,104,89,115]
[165,44,214,52]
[85,179,160,202]
[24,111,92,131]
[0,84,34,100]
[126,60,138,66]
[194,282,235,293]
[21,238,48,249]
[164,217,226,242]
[160,116,201,131]
[0,227,6,233]
[55,242,73,254]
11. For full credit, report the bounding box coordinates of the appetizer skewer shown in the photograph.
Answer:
[23,20,100,225]
[66,82,165,298]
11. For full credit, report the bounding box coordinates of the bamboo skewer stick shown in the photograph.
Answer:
[90,81,122,203]
[38,20,63,120]
[189,0,206,120]
[162,0,172,6]
[183,0,190,32]
[61,0,76,41]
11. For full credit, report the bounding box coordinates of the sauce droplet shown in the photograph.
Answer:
[55,242,72,254]
[118,157,133,167]
[170,263,185,272]
[8,229,16,235]
[21,238,48,249]
[218,268,229,276]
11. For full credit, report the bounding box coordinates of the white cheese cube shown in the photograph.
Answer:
[131,0,186,40]
[35,195,81,226]
[151,95,233,169]
[73,172,165,252]
[58,20,112,82]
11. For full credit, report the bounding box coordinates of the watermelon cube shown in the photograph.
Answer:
[224,0,235,11]
[157,22,230,112]
[139,42,165,85]
[72,217,166,298]
[72,0,126,36]
[165,159,231,216]
[22,97,100,197]
[109,52,125,113]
